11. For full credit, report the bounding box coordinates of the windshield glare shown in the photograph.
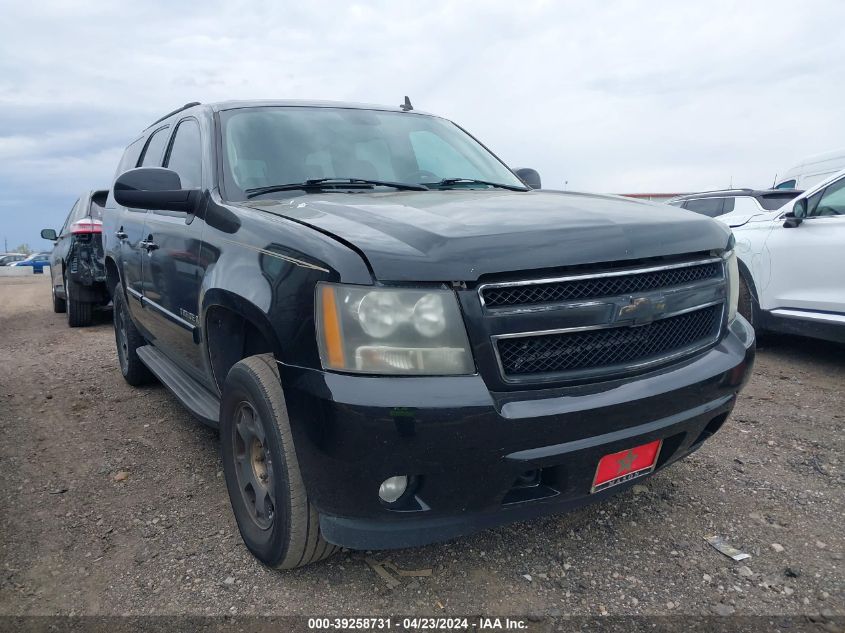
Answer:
[220,107,525,198]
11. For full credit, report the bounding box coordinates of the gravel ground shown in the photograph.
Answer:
[1,275,843,618]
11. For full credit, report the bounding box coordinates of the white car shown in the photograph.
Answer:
[719,169,845,343]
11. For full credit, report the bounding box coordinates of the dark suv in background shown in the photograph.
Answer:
[41,190,110,326]
[102,100,754,568]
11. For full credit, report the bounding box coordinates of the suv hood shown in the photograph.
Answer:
[242,190,730,282]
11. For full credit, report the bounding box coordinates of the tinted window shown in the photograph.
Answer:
[115,137,144,176]
[165,119,202,189]
[805,190,824,215]
[722,197,735,213]
[107,139,145,208]
[139,126,171,167]
[89,192,107,219]
[812,178,845,216]
[758,192,801,210]
[775,179,796,190]
[684,198,724,217]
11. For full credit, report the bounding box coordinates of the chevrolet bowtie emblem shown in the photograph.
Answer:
[618,295,666,325]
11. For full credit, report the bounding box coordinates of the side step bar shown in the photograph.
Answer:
[137,345,220,428]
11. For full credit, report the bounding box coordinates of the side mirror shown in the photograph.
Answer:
[40,228,57,241]
[514,167,541,189]
[783,199,807,228]
[113,167,201,213]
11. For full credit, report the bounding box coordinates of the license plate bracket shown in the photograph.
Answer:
[591,439,662,493]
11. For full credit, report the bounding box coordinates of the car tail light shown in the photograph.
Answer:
[70,219,103,235]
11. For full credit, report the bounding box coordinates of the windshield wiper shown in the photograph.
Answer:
[245,178,429,198]
[433,178,529,192]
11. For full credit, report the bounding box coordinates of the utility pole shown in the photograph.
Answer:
[3,237,7,253]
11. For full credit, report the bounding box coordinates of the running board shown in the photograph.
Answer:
[136,345,220,428]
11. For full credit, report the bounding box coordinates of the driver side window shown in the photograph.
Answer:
[810,178,845,216]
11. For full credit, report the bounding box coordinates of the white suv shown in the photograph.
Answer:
[721,169,845,343]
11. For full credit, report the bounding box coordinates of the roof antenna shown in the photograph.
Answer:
[400,96,413,112]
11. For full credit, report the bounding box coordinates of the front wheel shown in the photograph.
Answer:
[220,354,338,569]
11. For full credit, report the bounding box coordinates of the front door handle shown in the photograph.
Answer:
[139,236,159,252]
[115,228,128,240]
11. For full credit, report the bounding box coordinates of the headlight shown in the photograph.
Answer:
[316,283,475,375]
[724,248,739,322]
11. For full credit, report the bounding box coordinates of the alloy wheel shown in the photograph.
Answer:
[232,402,275,530]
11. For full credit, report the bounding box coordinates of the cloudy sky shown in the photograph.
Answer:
[1,0,843,252]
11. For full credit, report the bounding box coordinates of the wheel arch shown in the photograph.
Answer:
[202,289,284,392]
[104,256,121,299]
[736,257,759,301]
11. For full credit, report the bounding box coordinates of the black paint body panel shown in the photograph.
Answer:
[101,101,752,551]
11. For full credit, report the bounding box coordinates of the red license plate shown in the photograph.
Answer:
[591,439,662,493]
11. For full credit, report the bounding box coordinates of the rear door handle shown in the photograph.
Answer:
[139,236,159,251]
[115,228,128,240]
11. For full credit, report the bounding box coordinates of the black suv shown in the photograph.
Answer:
[103,100,755,568]
[41,190,110,326]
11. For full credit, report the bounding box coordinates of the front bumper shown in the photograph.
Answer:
[279,316,755,550]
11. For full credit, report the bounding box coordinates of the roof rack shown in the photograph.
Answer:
[146,102,201,129]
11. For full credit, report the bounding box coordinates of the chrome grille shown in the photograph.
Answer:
[481,260,722,309]
[496,304,722,378]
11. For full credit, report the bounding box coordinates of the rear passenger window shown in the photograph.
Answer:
[684,198,724,217]
[165,119,202,189]
[139,126,171,167]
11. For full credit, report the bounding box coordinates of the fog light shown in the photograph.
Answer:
[378,475,408,503]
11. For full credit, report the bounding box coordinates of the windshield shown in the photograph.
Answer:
[220,107,525,199]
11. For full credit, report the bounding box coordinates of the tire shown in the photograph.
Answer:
[220,354,338,569]
[52,283,66,314]
[113,287,154,386]
[66,279,93,327]
[738,275,756,328]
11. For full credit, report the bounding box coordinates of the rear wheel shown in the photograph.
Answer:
[52,283,66,313]
[113,287,153,386]
[66,279,93,327]
[220,354,338,569]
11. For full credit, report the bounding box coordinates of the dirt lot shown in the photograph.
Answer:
[1,274,843,618]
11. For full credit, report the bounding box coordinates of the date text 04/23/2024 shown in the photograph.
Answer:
[307,617,528,630]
